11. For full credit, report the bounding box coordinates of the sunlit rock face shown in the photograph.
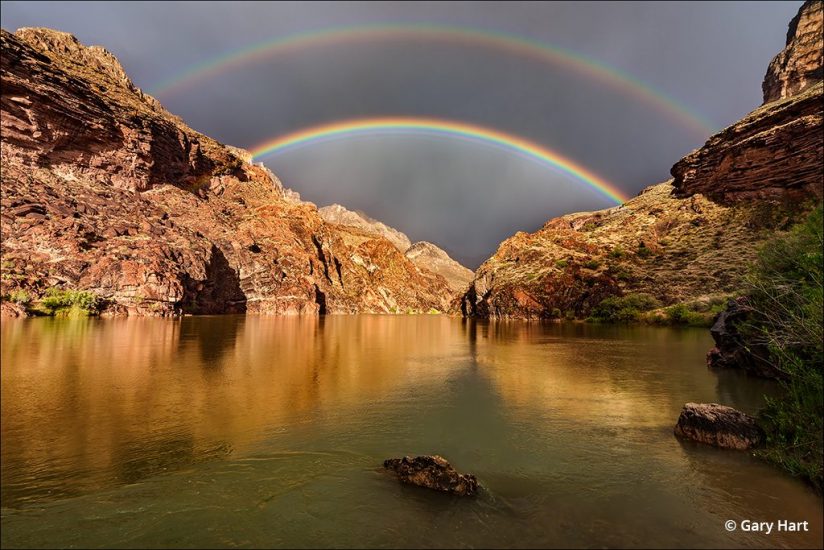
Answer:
[461,4,823,319]
[319,204,474,295]
[0,28,454,315]
[762,0,823,104]
[460,183,774,318]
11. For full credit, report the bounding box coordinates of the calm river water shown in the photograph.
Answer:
[1,315,821,548]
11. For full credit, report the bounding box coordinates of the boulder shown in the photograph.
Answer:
[706,297,784,379]
[383,455,478,496]
[674,403,764,450]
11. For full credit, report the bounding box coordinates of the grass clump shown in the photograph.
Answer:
[591,293,660,323]
[555,259,568,269]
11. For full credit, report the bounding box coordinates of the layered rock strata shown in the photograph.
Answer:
[0,28,454,316]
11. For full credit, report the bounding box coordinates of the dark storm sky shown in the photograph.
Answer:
[1,1,801,268]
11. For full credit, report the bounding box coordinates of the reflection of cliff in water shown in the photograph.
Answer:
[0,315,464,506]
[470,323,763,429]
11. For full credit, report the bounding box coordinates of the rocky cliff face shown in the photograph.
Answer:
[672,0,823,204]
[319,204,412,252]
[319,204,474,293]
[461,183,775,318]
[0,28,454,316]
[671,82,822,204]
[762,1,823,104]
[404,241,474,294]
[461,4,823,319]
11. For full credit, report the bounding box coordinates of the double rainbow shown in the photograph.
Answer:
[150,24,714,137]
[250,117,629,204]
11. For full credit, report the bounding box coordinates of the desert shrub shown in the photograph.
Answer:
[664,303,710,326]
[742,205,823,489]
[37,288,101,317]
[7,290,30,305]
[592,293,660,323]
[584,259,601,270]
[608,246,625,259]
[636,242,652,258]
[555,259,568,269]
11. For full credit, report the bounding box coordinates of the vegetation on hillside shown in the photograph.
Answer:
[744,205,823,490]
[588,293,727,326]
[2,287,102,317]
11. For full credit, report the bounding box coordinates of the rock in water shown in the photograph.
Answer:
[383,455,478,496]
[674,403,764,450]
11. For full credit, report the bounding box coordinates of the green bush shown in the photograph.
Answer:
[550,307,562,319]
[664,303,710,326]
[608,246,625,259]
[636,243,652,258]
[7,290,30,305]
[743,205,823,489]
[37,288,101,317]
[592,293,660,323]
[584,259,601,270]
[555,259,568,269]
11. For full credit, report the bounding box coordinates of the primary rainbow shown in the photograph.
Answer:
[250,117,629,204]
[149,24,715,136]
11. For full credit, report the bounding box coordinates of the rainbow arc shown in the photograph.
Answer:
[149,24,714,137]
[250,117,629,204]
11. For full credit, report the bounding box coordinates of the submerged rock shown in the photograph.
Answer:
[674,403,764,450]
[383,455,478,496]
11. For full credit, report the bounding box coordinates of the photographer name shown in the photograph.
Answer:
[740,520,810,534]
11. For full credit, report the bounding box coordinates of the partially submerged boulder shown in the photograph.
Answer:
[674,403,764,450]
[383,455,478,496]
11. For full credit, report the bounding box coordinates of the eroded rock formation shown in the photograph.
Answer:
[672,0,823,204]
[319,204,474,294]
[670,82,822,204]
[319,204,412,253]
[383,455,478,496]
[674,403,764,450]
[762,1,823,104]
[461,183,774,318]
[461,4,823,319]
[404,241,474,294]
[0,28,454,316]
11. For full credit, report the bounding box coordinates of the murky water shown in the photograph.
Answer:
[1,316,821,548]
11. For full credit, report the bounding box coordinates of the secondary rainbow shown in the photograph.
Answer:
[250,117,628,204]
[149,24,714,136]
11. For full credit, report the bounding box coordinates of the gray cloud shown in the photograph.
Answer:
[1,1,801,267]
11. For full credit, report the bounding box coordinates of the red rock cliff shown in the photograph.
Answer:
[670,1,823,204]
[762,0,823,104]
[1,28,455,316]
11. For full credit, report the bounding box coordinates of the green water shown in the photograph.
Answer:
[1,316,821,548]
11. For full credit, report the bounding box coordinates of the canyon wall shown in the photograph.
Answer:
[0,28,456,316]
